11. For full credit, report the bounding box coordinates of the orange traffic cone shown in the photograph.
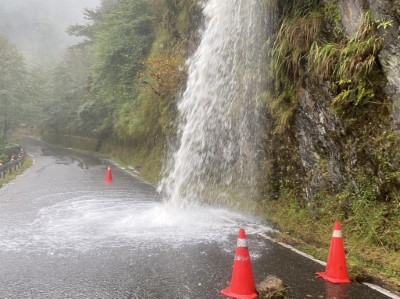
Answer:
[105,166,113,183]
[316,221,351,284]
[221,228,258,299]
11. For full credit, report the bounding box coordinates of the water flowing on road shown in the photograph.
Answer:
[0,138,275,298]
[0,191,270,253]
[0,139,392,298]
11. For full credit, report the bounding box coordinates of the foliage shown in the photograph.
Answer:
[93,0,154,87]
[269,1,323,133]
[0,142,21,163]
[270,2,391,131]
[67,8,101,45]
[147,0,202,51]
[110,0,200,145]
[268,0,398,196]
[40,45,93,136]
[272,10,323,83]
[38,0,203,149]
[264,189,400,286]
[79,0,154,140]
[137,54,185,142]
[307,11,386,118]
[41,0,157,141]
[23,66,53,126]
[0,35,28,141]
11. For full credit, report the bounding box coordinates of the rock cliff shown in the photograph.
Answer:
[266,0,400,205]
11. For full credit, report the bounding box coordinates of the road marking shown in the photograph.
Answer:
[221,216,400,299]
[363,283,400,299]
[258,233,400,299]
[257,232,326,266]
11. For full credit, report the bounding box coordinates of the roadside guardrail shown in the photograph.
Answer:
[0,156,25,179]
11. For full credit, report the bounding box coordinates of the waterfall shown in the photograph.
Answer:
[159,0,269,208]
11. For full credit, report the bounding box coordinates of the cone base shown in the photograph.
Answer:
[316,272,351,284]
[221,286,258,299]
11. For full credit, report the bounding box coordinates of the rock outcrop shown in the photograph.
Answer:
[268,0,400,202]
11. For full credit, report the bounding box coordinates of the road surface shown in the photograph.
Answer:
[0,138,393,299]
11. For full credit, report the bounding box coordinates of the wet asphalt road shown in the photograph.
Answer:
[0,138,393,299]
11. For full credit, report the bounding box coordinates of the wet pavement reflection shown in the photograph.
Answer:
[0,138,394,299]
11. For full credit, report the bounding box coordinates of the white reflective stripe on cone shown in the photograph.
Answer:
[235,255,250,261]
[237,238,247,247]
[332,230,342,238]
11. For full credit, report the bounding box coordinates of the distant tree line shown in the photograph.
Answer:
[34,0,201,149]
[0,0,200,149]
[0,35,51,143]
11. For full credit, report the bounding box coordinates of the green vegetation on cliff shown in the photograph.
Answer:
[265,0,399,287]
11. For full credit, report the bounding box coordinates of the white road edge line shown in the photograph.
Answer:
[256,232,326,266]
[363,283,400,299]
[221,216,400,299]
[257,233,400,299]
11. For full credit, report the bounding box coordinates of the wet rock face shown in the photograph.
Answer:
[295,86,344,199]
[339,0,363,37]
[367,0,400,131]
[268,0,400,202]
[367,0,400,22]
[380,41,400,132]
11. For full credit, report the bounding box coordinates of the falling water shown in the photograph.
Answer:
[159,0,270,208]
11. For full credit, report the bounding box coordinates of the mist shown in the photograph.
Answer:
[0,0,100,64]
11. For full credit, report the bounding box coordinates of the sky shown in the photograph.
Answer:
[0,0,100,64]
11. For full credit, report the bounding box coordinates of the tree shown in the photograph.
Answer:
[40,45,94,135]
[0,35,27,141]
[67,8,101,46]
[67,0,156,139]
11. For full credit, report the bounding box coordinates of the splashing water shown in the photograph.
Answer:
[0,195,273,253]
[159,0,268,208]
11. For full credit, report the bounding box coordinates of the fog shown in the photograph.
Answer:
[0,0,100,64]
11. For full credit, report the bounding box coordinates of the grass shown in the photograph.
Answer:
[263,195,400,291]
[100,140,164,184]
[0,156,33,188]
[41,134,98,152]
[272,9,323,83]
